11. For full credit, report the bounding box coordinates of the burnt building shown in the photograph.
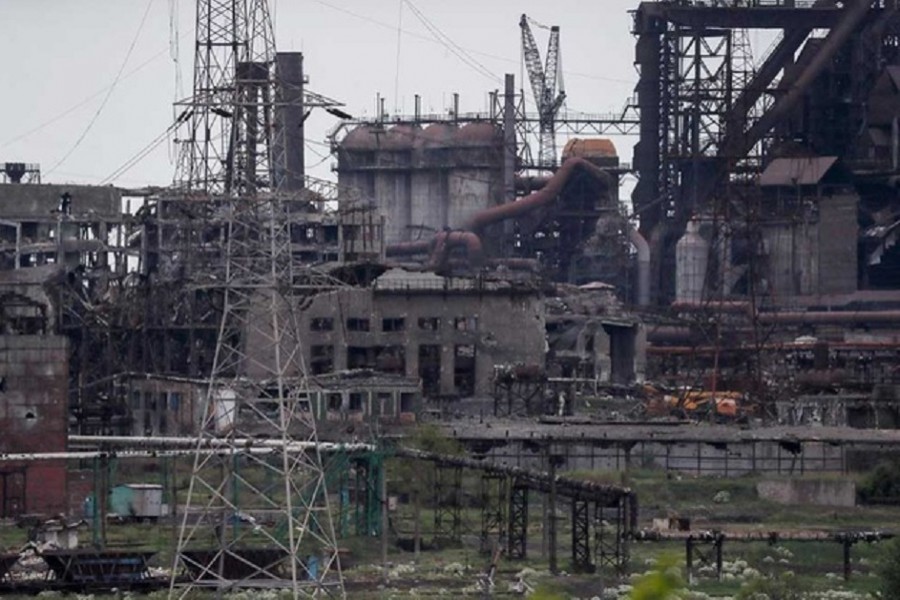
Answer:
[298,268,548,398]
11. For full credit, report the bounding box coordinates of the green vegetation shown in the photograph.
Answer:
[875,537,900,599]
[735,573,808,600]
[629,555,684,599]
[858,459,900,505]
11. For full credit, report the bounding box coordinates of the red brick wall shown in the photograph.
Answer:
[0,336,69,515]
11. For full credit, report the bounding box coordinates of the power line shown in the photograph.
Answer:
[0,40,179,151]
[402,0,500,84]
[45,0,158,177]
[101,121,178,186]
[308,0,632,86]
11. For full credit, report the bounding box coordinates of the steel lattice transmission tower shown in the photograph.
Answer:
[169,1,345,597]
[175,0,278,194]
[520,14,566,170]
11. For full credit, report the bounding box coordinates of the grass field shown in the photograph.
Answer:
[1,464,897,598]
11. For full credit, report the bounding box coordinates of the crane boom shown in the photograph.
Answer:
[520,14,566,169]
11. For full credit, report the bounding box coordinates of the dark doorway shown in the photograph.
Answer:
[418,345,441,397]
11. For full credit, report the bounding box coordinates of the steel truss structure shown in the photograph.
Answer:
[479,473,508,554]
[594,495,633,575]
[176,0,277,195]
[432,464,463,544]
[507,480,529,559]
[169,196,345,598]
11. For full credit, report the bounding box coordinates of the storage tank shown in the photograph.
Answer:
[410,123,455,237]
[561,138,619,168]
[447,122,503,230]
[337,124,417,244]
[675,220,709,303]
[337,125,378,200]
[376,125,416,243]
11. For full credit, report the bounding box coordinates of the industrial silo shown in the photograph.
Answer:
[675,220,709,303]
[337,124,416,244]
[410,123,455,238]
[447,122,503,230]
[375,125,416,244]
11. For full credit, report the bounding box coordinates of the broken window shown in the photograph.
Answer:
[418,345,441,397]
[454,344,476,397]
[418,317,440,331]
[376,392,392,416]
[310,317,334,332]
[382,317,405,332]
[349,392,365,413]
[310,345,335,375]
[375,346,406,375]
[327,393,343,412]
[454,316,478,331]
[400,393,416,414]
[347,346,377,370]
[347,318,370,332]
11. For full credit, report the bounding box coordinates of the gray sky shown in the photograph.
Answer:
[0,0,639,188]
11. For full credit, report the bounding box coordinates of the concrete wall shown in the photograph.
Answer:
[298,285,546,398]
[0,183,120,220]
[817,194,858,295]
[473,438,849,477]
[338,124,503,245]
[757,479,856,507]
[760,191,858,299]
[0,335,69,515]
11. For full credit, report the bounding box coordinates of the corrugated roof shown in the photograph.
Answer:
[759,156,838,186]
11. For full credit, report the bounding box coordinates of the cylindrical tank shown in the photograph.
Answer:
[336,124,378,202]
[376,125,416,244]
[675,220,709,303]
[410,123,455,237]
[337,124,418,244]
[447,122,503,230]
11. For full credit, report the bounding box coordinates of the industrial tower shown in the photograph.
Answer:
[170,0,344,597]
[520,14,566,169]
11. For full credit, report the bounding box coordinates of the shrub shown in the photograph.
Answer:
[858,459,900,504]
[629,554,684,600]
[735,573,808,600]
[876,537,900,599]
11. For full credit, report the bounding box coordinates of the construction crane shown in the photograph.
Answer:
[520,14,566,170]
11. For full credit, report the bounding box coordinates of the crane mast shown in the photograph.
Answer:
[520,14,566,169]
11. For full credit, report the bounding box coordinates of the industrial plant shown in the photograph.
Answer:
[1,0,900,597]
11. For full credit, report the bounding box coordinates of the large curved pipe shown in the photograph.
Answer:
[386,239,431,257]
[627,225,650,306]
[465,157,612,232]
[737,0,872,160]
[428,230,484,272]
[386,156,613,271]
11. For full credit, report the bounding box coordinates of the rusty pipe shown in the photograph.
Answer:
[465,157,612,232]
[386,239,432,257]
[738,0,873,160]
[428,230,484,271]
[758,310,900,325]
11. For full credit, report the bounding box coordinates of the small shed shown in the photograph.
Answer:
[109,484,165,520]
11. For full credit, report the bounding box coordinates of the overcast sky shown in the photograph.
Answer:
[0,0,640,188]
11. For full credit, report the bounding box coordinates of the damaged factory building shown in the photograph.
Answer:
[7,0,900,514]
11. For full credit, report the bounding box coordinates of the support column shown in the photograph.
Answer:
[507,481,529,559]
[479,474,508,554]
[571,498,593,573]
